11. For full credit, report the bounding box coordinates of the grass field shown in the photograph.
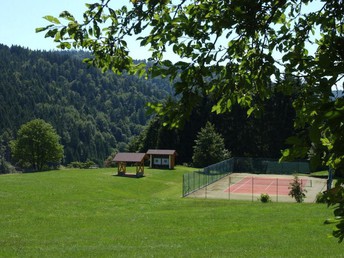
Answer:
[0,166,343,257]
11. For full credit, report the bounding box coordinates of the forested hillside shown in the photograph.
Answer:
[2,44,333,169]
[0,44,172,165]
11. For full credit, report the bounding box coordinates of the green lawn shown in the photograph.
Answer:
[0,166,343,257]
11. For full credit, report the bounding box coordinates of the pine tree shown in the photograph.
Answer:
[192,122,230,168]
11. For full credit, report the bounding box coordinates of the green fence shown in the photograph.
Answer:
[232,157,310,174]
[182,157,310,197]
[183,159,233,197]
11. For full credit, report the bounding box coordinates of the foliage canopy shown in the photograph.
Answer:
[39,0,344,240]
[11,119,64,171]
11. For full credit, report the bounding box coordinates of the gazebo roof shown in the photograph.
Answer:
[146,149,177,156]
[113,153,147,163]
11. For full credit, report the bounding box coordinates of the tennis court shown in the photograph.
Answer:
[187,173,328,202]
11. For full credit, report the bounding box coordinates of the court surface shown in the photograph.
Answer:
[187,173,328,203]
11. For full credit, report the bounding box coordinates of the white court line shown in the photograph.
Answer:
[263,180,276,191]
[228,177,252,193]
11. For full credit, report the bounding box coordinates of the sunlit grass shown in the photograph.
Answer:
[0,166,343,257]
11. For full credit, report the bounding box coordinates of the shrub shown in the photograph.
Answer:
[67,160,96,169]
[104,152,117,167]
[0,159,17,174]
[288,176,307,203]
[259,193,272,203]
[315,192,327,204]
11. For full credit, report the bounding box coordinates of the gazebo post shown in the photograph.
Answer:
[113,153,147,177]
[118,161,126,176]
[136,161,145,177]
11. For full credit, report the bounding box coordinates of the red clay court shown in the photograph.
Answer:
[188,173,327,202]
[224,176,309,196]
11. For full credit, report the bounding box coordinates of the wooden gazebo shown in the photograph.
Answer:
[113,152,147,177]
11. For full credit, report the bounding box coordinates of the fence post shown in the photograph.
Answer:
[188,173,190,196]
[298,161,300,174]
[301,178,303,191]
[205,173,208,199]
[252,177,254,202]
[328,167,333,190]
[276,178,278,203]
[182,174,184,197]
[228,175,230,200]
[183,174,186,197]
[198,171,204,191]
[193,171,195,194]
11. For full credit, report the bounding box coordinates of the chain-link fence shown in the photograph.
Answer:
[182,159,233,196]
[232,157,310,174]
[186,173,327,203]
[183,157,311,197]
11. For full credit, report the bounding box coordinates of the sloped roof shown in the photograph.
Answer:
[113,153,147,163]
[146,149,177,155]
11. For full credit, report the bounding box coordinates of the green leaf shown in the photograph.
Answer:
[55,31,61,41]
[226,98,232,109]
[44,28,58,38]
[59,11,75,21]
[212,99,224,114]
[325,110,341,120]
[281,149,290,157]
[43,15,61,24]
[247,107,255,117]
[35,25,54,33]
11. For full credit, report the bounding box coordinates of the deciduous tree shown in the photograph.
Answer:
[11,119,64,171]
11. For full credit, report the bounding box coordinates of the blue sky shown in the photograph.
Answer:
[0,1,324,55]
[0,1,133,51]
[1,1,88,50]
[0,0,171,60]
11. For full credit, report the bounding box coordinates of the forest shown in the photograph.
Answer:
[0,43,326,168]
[0,44,171,166]
[128,92,297,165]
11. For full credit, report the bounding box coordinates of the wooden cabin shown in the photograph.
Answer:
[146,149,177,169]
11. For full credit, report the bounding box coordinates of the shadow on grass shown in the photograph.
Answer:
[113,173,145,179]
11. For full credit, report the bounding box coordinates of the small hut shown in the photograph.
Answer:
[113,152,147,177]
[146,149,177,169]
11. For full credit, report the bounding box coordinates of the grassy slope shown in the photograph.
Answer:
[0,166,343,257]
